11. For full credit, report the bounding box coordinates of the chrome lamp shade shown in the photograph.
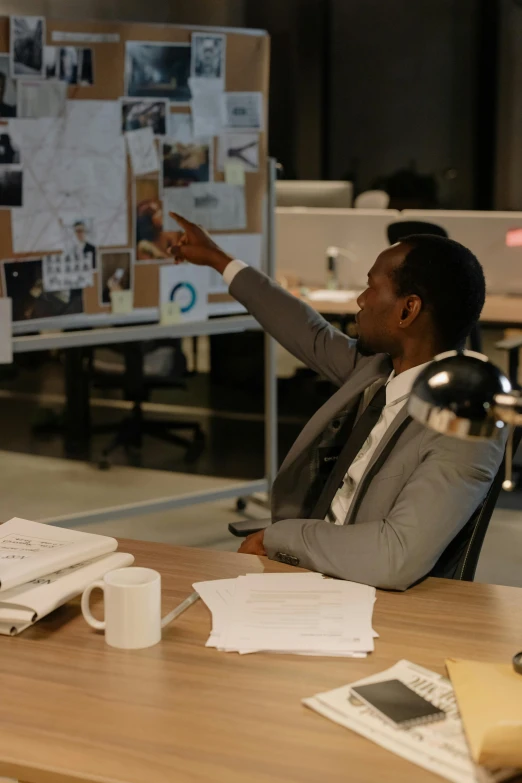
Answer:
[408,350,522,490]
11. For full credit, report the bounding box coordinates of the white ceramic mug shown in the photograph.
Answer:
[81,567,162,649]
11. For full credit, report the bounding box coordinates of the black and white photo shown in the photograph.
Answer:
[42,250,93,292]
[0,132,21,165]
[44,46,95,85]
[63,217,97,269]
[2,258,84,321]
[0,55,17,117]
[58,46,78,84]
[77,48,94,86]
[125,42,191,103]
[121,98,167,135]
[11,16,45,78]
[191,33,225,81]
[222,91,264,131]
[44,46,57,78]
[99,249,133,305]
[218,132,259,172]
[0,166,23,208]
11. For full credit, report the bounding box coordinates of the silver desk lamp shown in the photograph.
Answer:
[408,350,519,490]
[409,349,522,674]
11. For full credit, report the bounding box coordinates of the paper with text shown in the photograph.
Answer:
[125,126,159,176]
[0,518,117,592]
[10,101,127,253]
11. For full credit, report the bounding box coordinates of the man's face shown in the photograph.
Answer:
[355,242,411,356]
[74,224,86,243]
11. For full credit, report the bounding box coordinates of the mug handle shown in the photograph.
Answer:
[81,581,106,630]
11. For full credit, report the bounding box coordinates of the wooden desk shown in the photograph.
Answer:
[1,540,521,783]
[292,289,522,328]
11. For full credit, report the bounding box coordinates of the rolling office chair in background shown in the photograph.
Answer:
[386,220,482,353]
[353,190,390,209]
[90,340,205,469]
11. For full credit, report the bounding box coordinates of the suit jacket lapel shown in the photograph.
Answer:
[344,403,413,524]
[279,354,393,474]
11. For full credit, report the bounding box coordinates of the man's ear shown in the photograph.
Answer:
[400,295,422,326]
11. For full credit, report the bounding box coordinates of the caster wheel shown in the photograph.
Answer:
[236,497,247,512]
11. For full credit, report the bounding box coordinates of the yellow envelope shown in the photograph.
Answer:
[446,658,522,768]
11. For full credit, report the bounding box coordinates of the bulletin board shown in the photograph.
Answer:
[0,16,270,327]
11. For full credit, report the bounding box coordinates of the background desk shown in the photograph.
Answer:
[292,290,522,328]
[1,541,521,783]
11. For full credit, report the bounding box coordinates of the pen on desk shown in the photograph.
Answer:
[161,591,200,628]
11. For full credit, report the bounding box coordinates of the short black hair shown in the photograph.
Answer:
[394,234,485,349]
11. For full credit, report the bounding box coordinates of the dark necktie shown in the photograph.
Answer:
[311,383,387,521]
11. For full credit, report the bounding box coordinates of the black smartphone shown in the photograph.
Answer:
[351,679,446,729]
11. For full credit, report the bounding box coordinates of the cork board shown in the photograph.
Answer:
[0,17,269,318]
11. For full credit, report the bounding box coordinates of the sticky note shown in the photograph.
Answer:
[160,301,181,325]
[0,298,12,364]
[224,161,246,186]
[110,290,133,314]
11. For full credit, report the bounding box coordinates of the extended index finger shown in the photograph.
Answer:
[169,212,191,229]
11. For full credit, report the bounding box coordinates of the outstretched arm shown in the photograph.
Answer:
[170,213,359,387]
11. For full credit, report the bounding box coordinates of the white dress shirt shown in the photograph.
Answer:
[329,364,429,524]
[221,259,429,526]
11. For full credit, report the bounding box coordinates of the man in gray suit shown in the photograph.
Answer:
[171,213,505,590]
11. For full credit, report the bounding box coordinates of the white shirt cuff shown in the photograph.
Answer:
[222,259,248,287]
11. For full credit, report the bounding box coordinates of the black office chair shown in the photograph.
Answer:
[229,432,520,583]
[90,340,205,469]
[386,220,482,353]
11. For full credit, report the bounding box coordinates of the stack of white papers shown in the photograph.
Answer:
[193,573,377,656]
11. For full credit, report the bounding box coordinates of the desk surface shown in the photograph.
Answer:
[292,289,522,327]
[1,541,521,783]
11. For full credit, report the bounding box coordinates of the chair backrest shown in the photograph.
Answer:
[354,190,390,209]
[430,430,521,581]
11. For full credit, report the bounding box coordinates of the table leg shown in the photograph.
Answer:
[63,347,91,456]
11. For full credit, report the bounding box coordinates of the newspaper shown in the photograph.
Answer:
[303,660,520,783]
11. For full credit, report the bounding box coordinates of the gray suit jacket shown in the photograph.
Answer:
[230,267,505,590]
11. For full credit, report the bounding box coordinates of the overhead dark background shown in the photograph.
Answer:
[6,0,522,208]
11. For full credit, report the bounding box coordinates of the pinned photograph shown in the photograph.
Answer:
[0,55,17,117]
[43,46,58,78]
[135,188,182,261]
[0,166,23,208]
[44,46,94,85]
[63,217,97,269]
[125,42,191,103]
[162,139,211,188]
[77,48,94,86]
[58,47,78,84]
[218,133,259,172]
[121,98,167,135]
[0,132,21,165]
[191,33,225,81]
[11,16,45,78]
[3,258,84,321]
[99,249,133,305]
[222,91,264,131]
[42,251,94,293]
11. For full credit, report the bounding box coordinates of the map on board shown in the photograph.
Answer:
[10,100,128,254]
